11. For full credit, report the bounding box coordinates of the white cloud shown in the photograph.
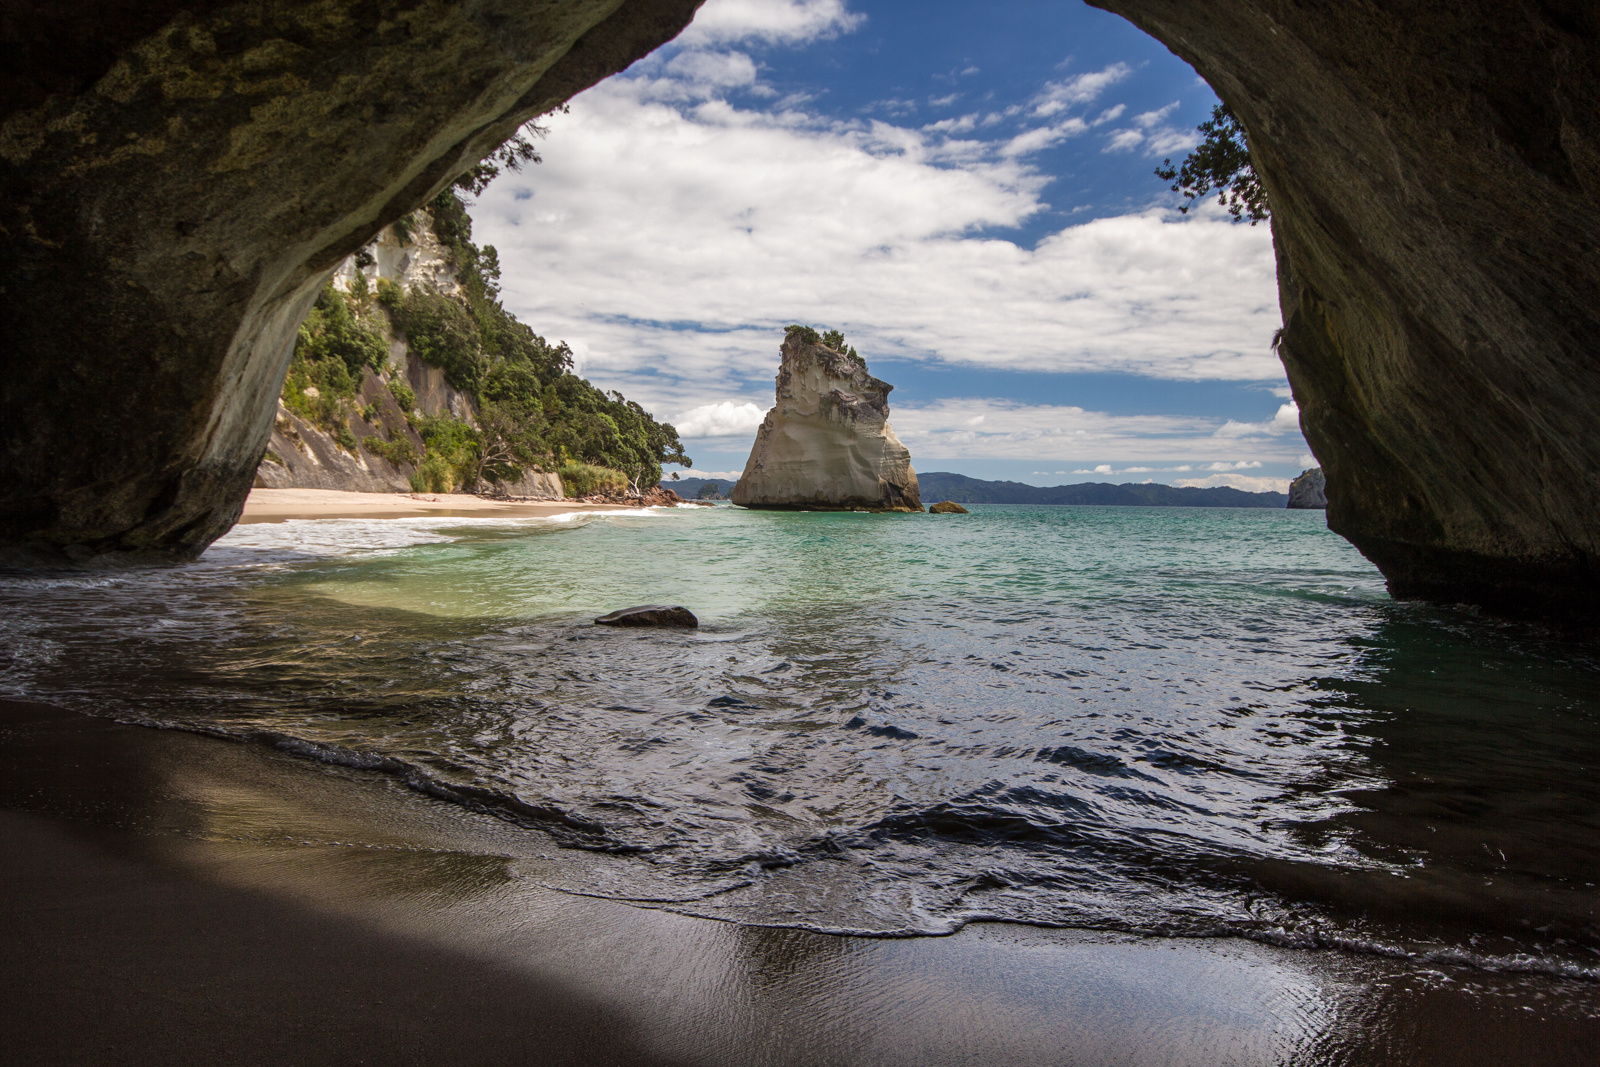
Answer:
[1214,402,1301,438]
[674,401,769,438]
[469,28,1290,473]
[1176,473,1292,493]
[885,398,1307,466]
[678,0,865,47]
[478,77,1281,388]
[1031,63,1132,117]
[1103,101,1199,158]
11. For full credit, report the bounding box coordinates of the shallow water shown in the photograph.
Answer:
[1,504,1595,977]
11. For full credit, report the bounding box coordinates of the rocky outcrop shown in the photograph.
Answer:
[929,501,969,515]
[256,211,476,493]
[1286,469,1327,510]
[732,335,921,513]
[0,0,704,558]
[594,605,698,628]
[1091,1,1600,617]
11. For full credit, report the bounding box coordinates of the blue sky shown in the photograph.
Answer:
[470,0,1311,490]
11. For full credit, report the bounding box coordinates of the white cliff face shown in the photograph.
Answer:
[331,211,461,300]
[732,336,922,512]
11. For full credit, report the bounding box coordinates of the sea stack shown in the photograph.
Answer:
[1287,468,1328,509]
[732,327,922,512]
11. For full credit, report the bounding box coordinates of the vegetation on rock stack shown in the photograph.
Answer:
[280,187,690,495]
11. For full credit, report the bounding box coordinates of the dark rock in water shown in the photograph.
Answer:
[1287,469,1327,510]
[594,605,698,628]
[928,501,970,514]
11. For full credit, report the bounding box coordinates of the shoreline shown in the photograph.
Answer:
[238,487,640,524]
[2,697,1594,1065]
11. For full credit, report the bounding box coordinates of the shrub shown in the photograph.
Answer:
[556,463,628,498]
[410,454,455,493]
[391,288,487,392]
[335,425,359,454]
[376,277,402,310]
[387,377,416,412]
[416,414,481,490]
[364,435,419,466]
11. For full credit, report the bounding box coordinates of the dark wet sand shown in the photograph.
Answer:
[2,698,1595,1066]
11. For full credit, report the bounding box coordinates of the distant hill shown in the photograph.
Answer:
[664,476,737,500]
[917,472,1287,508]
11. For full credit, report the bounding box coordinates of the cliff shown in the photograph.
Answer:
[1089,1,1600,617]
[0,0,702,557]
[1286,469,1327,510]
[732,331,921,513]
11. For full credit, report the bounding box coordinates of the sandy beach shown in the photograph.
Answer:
[2,697,1594,1066]
[238,487,636,524]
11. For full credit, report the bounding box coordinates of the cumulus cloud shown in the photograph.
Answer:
[1103,101,1199,157]
[674,400,769,438]
[469,17,1293,472]
[1213,402,1301,438]
[886,398,1307,466]
[478,79,1281,387]
[678,0,865,47]
[1031,64,1132,117]
[1176,473,1292,493]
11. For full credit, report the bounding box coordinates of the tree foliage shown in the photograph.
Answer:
[1154,104,1269,224]
[281,287,389,442]
[787,323,863,366]
[393,189,690,488]
[451,109,565,197]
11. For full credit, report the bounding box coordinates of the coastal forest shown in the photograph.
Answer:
[280,187,689,496]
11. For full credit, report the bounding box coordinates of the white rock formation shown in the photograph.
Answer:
[732,332,922,512]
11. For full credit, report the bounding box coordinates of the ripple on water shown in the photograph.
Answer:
[1,504,1596,977]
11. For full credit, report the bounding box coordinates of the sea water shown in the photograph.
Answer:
[1,504,1595,976]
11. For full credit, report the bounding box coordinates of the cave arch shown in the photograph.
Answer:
[1,1,1596,619]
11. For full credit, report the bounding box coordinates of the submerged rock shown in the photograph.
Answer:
[929,501,970,514]
[1286,469,1327,510]
[732,331,922,513]
[594,605,698,628]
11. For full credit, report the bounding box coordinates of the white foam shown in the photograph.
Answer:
[209,508,672,559]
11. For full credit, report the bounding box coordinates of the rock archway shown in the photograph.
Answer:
[2,1,1596,619]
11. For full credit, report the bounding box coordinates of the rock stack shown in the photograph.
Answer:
[1287,468,1328,509]
[732,329,921,512]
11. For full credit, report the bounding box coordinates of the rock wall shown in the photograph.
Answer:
[0,0,704,558]
[1092,1,1600,617]
[1287,468,1327,511]
[732,336,921,513]
[254,209,479,494]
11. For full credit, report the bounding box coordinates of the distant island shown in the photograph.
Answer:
[666,472,1287,508]
[892,473,1288,508]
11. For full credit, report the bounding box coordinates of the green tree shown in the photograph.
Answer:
[1154,103,1269,224]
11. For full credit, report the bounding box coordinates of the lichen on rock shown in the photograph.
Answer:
[732,329,922,513]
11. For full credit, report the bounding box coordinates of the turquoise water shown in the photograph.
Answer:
[1,504,1596,974]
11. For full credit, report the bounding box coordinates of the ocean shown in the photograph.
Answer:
[2,503,1595,979]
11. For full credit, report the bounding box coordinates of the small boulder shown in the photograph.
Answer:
[928,500,969,514]
[595,605,698,628]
